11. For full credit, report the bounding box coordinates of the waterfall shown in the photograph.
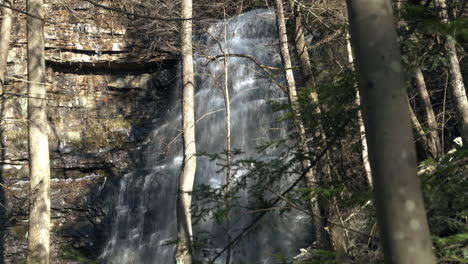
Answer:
[101,9,312,264]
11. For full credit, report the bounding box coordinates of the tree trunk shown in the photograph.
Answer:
[408,96,432,150]
[414,67,442,157]
[345,0,437,263]
[175,0,196,263]
[275,0,330,249]
[288,0,312,85]
[435,0,468,147]
[288,0,323,118]
[288,0,341,253]
[345,33,373,187]
[0,4,13,263]
[0,0,12,95]
[222,18,232,264]
[26,0,51,263]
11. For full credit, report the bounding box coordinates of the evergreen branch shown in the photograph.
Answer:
[209,118,351,263]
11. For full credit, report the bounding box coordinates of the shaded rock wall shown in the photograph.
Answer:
[1,0,177,262]
[2,175,111,263]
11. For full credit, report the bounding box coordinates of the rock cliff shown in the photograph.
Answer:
[1,0,177,262]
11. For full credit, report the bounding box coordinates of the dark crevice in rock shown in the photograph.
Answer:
[47,59,177,74]
[45,47,128,55]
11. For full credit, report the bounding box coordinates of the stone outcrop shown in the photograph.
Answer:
[2,0,177,178]
[2,175,110,263]
[0,0,177,262]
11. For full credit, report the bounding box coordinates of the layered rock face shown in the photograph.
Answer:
[1,0,177,262]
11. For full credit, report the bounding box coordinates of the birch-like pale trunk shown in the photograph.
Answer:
[0,0,12,95]
[346,0,437,263]
[26,0,51,263]
[222,18,232,264]
[435,0,468,147]
[0,0,13,171]
[275,0,330,249]
[175,0,196,263]
[345,34,373,187]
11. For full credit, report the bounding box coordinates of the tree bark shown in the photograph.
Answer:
[408,96,434,155]
[26,0,51,263]
[275,0,330,249]
[175,0,196,263]
[414,67,442,157]
[435,0,468,147]
[345,33,373,187]
[222,18,232,264]
[346,0,437,263]
[288,0,342,253]
[0,0,12,95]
[288,0,322,117]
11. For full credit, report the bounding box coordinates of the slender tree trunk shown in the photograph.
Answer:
[288,0,342,253]
[288,0,322,119]
[0,4,13,262]
[0,0,13,174]
[408,96,434,155]
[436,0,468,147]
[175,0,196,263]
[0,0,12,95]
[345,34,373,187]
[26,0,51,263]
[222,17,232,264]
[414,67,442,157]
[275,0,330,249]
[346,0,437,263]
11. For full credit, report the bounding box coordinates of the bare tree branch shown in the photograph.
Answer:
[83,0,198,21]
[0,2,56,24]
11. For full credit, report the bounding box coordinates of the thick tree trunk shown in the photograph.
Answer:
[175,0,196,263]
[436,0,468,147]
[26,0,51,263]
[275,0,330,249]
[345,0,437,263]
[414,67,442,157]
[0,0,12,95]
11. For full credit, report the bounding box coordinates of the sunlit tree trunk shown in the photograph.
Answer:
[222,17,232,264]
[288,0,320,109]
[0,0,12,95]
[345,34,373,187]
[275,0,330,249]
[0,0,13,173]
[346,0,437,263]
[414,67,442,157]
[435,0,468,147]
[26,0,51,263]
[175,0,196,263]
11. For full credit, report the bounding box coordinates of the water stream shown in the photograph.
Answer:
[101,9,312,264]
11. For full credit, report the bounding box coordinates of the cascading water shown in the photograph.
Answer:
[101,9,312,264]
